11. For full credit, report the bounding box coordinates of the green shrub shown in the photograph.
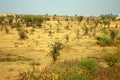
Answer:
[103,52,118,67]
[96,36,113,46]
[11,22,21,28]
[48,41,63,63]
[77,58,98,73]
[22,15,43,27]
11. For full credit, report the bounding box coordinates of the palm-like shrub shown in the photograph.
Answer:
[48,41,63,63]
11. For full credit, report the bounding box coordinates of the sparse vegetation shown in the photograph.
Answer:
[0,13,120,80]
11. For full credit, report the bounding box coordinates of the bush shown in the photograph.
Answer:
[5,28,9,34]
[7,15,14,25]
[77,58,98,73]
[0,16,5,25]
[48,41,64,63]
[103,52,118,67]
[22,15,43,27]
[18,29,28,39]
[96,36,113,46]
[110,30,117,40]
[11,22,21,28]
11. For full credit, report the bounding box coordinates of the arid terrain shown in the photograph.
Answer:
[0,14,120,80]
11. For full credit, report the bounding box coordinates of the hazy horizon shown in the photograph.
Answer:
[0,0,120,16]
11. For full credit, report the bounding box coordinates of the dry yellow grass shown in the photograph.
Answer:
[0,20,119,80]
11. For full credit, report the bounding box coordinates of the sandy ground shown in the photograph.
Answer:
[0,21,119,80]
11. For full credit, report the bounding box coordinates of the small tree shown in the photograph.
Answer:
[77,16,83,24]
[48,41,63,63]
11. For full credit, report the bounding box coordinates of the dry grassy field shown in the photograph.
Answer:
[0,14,120,80]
